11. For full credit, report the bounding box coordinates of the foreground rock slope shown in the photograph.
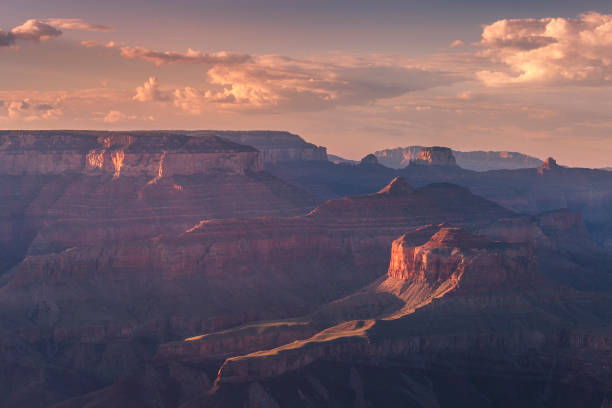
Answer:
[47,183,612,408]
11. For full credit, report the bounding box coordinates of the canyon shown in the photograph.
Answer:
[0,130,319,273]
[1,131,612,407]
[267,147,612,251]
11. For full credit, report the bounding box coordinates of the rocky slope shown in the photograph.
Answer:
[2,177,513,333]
[375,146,543,171]
[197,223,612,407]
[0,177,520,406]
[20,181,611,408]
[212,227,539,383]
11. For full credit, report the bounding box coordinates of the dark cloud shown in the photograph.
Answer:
[1,18,112,47]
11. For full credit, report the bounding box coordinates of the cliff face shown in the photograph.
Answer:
[210,225,610,396]
[0,131,318,272]
[6,173,611,407]
[0,178,514,344]
[387,228,536,291]
[182,130,328,163]
[0,131,263,176]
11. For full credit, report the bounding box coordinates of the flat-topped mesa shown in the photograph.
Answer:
[0,131,263,176]
[182,130,328,163]
[410,146,457,167]
[388,227,536,291]
[374,146,543,170]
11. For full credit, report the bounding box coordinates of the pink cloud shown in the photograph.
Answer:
[103,110,126,123]
[1,18,112,46]
[133,77,170,102]
[172,55,457,113]
[9,19,62,42]
[476,12,612,86]
[1,97,62,121]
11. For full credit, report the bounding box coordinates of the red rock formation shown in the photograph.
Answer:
[1,177,513,346]
[0,131,263,176]
[0,131,318,267]
[387,227,536,291]
[212,228,538,382]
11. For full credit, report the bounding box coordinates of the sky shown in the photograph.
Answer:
[2,1,612,167]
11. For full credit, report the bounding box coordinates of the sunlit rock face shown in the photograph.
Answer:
[207,226,610,398]
[205,227,537,383]
[388,227,536,291]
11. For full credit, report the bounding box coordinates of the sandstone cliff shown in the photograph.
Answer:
[209,225,612,402]
[0,131,318,271]
[213,227,538,382]
[182,130,328,163]
[0,130,263,176]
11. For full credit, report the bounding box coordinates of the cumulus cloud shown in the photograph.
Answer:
[449,40,465,48]
[103,110,126,123]
[1,18,112,46]
[133,77,170,102]
[1,97,62,120]
[476,12,612,86]
[118,46,252,66]
[172,55,457,113]
[9,19,62,42]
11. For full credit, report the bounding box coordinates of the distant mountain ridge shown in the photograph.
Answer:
[374,146,544,171]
